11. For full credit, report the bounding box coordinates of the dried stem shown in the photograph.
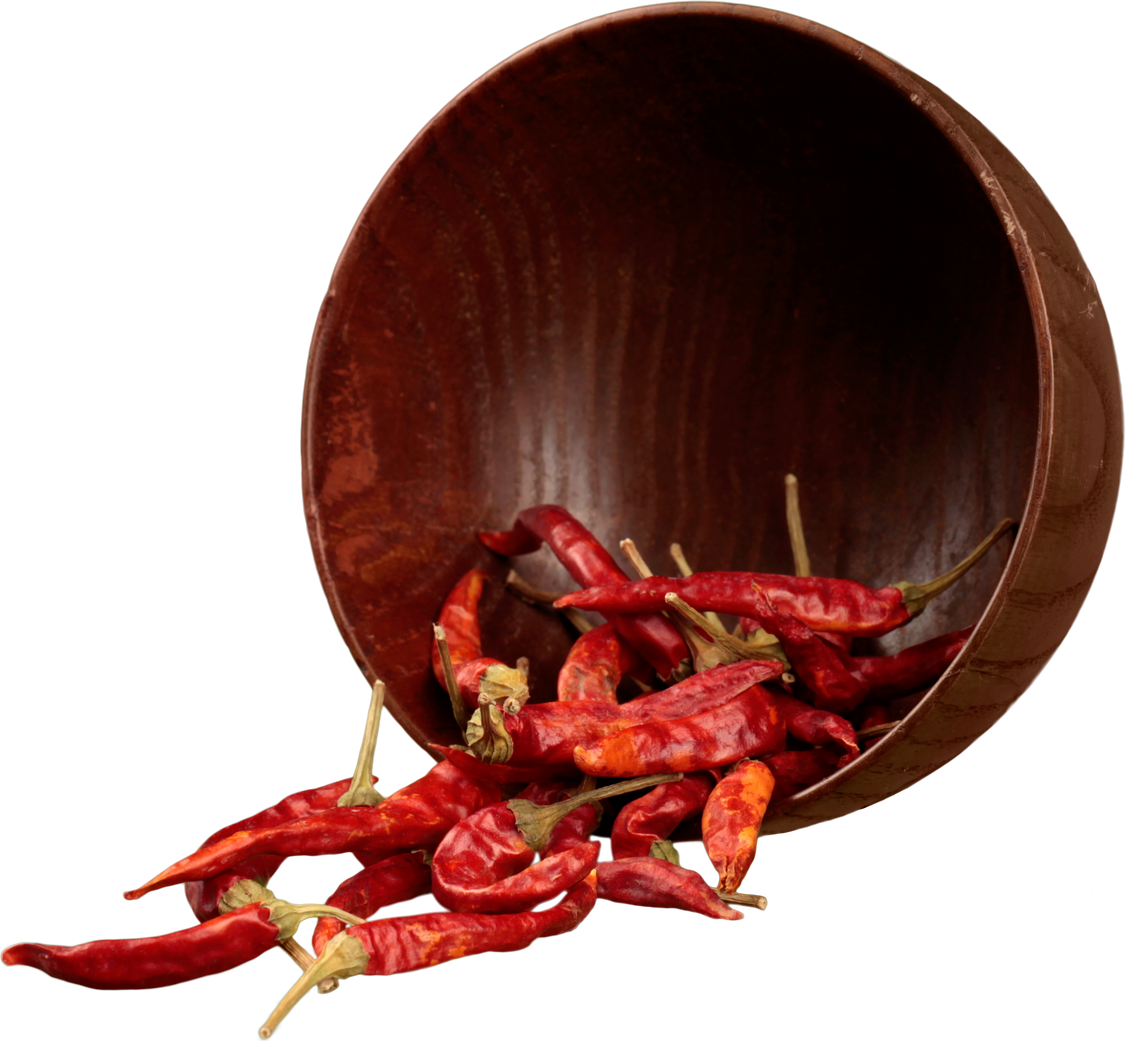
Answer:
[507,569,594,633]
[620,538,654,578]
[433,624,470,736]
[669,543,725,631]
[715,889,768,911]
[856,721,900,740]
[259,934,369,1038]
[665,593,789,667]
[337,680,385,808]
[785,474,811,578]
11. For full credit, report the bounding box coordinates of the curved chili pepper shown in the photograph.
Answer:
[760,749,840,799]
[125,762,504,900]
[610,772,716,860]
[773,691,860,764]
[620,659,785,724]
[573,685,784,777]
[3,882,361,990]
[479,504,689,679]
[595,858,742,920]
[702,759,775,893]
[555,519,1014,637]
[558,622,650,702]
[312,851,432,957]
[259,873,598,1037]
[430,780,600,914]
[842,626,973,702]
[430,743,575,783]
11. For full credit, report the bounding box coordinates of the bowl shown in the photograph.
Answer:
[301,3,1121,833]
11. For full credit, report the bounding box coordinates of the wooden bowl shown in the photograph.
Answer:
[301,3,1120,833]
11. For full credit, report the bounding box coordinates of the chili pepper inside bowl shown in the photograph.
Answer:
[301,4,1120,833]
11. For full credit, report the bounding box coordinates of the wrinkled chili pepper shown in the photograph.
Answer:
[430,779,600,914]
[259,873,598,1037]
[558,622,650,702]
[773,691,860,764]
[431,569,528,719]
[430,743,574,783]
[311,851,431,957]
[595,858,742,920]
[760,749,840,799]
[702,759,775,893]
[610,771,716,860]
[479,504,689,678]
[841,626,973,702]
[125,762,504,900]
[574,684,784,777]
[554,519,1014,637]
[3,881,362,990]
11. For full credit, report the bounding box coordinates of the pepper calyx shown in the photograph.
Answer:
[259,933,369,1038]
[220,880,366,941]
[465,703,514,763]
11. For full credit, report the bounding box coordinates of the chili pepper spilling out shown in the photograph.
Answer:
[702,759,775,893]
[610,771,717,861]
[573,684,785,777]
[258,873,598,1038]
[554,519,1015,637]
[124,762,504,899]
[2,881,363,990]
[596,858,742,920]
[479,504,690,679]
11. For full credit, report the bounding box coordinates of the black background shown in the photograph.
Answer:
[6,4,1116,1035]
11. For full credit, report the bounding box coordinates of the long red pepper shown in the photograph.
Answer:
[479,504,690,678]
[3,882,362,990]
[554,519,1014,637]
[259,874,598,1037]
[702,759,775,893]
[610,772,716,860]
[842,626,973,702]
[125,762,504,900]
[558,622,649,702]
[773,691,860,764]
[573,684,785,776]
[595,858,742,920]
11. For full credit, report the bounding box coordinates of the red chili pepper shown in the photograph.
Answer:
[555,519,1014,637]
[760,749,840,799]
[595,858,742,920]
[701,759,775,893]
[841,626,973,702]
[610,772,716,860]
[430,743,575,783]
[558,622,650,702]
[3,881,360,990]
[479,504,689,679]
[124,762,504,900]
[772,691,860,764]
[259,874,598,1037]
[311,851,432,957]
[573,684,785,777]
[430,780,600,914]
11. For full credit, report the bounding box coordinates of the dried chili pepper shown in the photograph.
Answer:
[574,684,784,777]
[842,626,973,702]
[2,881,362,990]
[595,858,741,920]
[259,874,598,1037]
[773,691,860,764]
[555,519,1014,637]
[760,749,840,799]
[430,743,574,783]
[558,622,650,702]
[479,504,689,678]
[125,762,504,900]
[702,759,775,893]
[610,771,716,860]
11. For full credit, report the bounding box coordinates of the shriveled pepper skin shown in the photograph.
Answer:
[702,760,775,893]
[574,685,785,777]
[432,569,487,667]
[479,504,689,678]
[555,572,910,637]
[610,772,716,860]
[126,763,503,899]
[2,906,280,989]
[596,858,741,920]
[312,851,431,956]
[760,749,840,798]
[558,623,648,702]
[343,873,597,975]
[843,626,972,701]
[620,659,785,724]
[773,691,860,764]
[431,743,574,783]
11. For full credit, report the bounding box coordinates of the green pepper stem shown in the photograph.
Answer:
[896,518,1017,615]
[511,772,681,851]
[434,624,470,736]
[785,474,812,578]
[259,933,369,1038]
[338,680,386,808]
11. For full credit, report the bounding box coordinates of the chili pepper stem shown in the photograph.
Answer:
[620,538,654,579]
[278,937,340,994]
[479,664,530,714]
[665,593,789,667]
[465,702,514,763]
[650,839,680,865]
[669,543,725,631]
[506,569,594,633]
[510,772,681,851]
[434,624,470,735]
[219,880,366,939]
[259,933,369,1038]
[785,474,812,578]
[856,721,900,739]
[337,680,386,808]
[895,518,1016,615]
[714,889,768,911]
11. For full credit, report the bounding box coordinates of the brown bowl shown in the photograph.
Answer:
[301,3,1121,833]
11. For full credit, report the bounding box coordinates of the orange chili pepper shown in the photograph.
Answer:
[701,759,775,893]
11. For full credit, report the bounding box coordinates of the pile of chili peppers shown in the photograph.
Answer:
[2,480,1013,1036]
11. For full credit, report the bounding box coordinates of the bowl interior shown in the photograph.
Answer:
[304,10,1038,798]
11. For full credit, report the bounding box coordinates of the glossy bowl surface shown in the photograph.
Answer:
[302,4,1120,831]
